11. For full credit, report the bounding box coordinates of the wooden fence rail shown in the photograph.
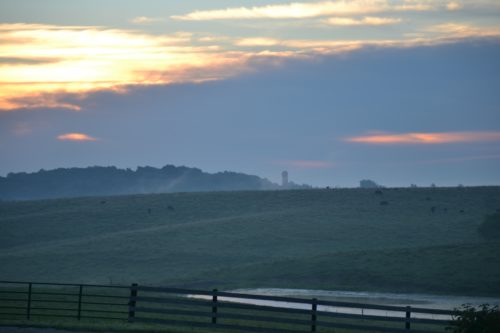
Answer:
[0,280,454,333]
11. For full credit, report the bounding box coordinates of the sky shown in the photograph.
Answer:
[0,0,499,187]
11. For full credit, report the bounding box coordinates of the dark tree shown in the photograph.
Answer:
[448,304,500,333]
[359,179,382,188]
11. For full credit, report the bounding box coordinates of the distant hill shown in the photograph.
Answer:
[0,165,311,200]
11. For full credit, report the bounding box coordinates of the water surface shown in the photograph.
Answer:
[191,288,500,320]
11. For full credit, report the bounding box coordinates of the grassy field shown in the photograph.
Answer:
[1,187,499,296]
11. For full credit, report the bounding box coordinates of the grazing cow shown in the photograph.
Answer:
[430,206,436,213]
[380,201,389,206]
[375,190,383,195]
[168,205,175,211]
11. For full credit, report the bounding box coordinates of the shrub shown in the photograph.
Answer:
[477,213,500,240]
[447,304,500,333]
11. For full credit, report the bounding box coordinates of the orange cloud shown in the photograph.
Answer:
[57,133,98,141]
[0,24,254,110]
[345,131,500,144]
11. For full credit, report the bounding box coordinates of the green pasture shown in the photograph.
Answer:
[1,187,499,296]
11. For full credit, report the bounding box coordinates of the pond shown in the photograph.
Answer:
[190,288,500,320]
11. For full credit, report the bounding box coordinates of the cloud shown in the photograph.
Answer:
[130,16,165,24]
[0,23,256,110]
[233,37,366,54]
[235,38,281,47]
[275,160,335,169]
[2,17,499,112]
[425,23,500,38]
[233,32,470,53]
[325,16,402,26]
[57,133,98,142]
[0,23,99,31]
[197,35,230,43]
[171,0,430,21]
[0,57,59,65]
[446,1,463,10]
[393,3,433,11]
[345,131,500,144]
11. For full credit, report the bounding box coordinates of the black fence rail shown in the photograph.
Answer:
[0,281,454,333]
[0,281,129,322]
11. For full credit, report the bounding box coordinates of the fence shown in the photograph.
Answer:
[0,281,454,333]
[0,281,129,322]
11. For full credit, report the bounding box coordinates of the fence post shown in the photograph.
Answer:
[26,283,32,320]
[77,284,83,320]
[128,283,138,322]
[405,306,411,330]
[311,298,317,332]
[212,289,218,324]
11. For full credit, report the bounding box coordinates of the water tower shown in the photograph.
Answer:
[281,170,288,187]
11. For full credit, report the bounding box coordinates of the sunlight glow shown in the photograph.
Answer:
[0,24,252,110]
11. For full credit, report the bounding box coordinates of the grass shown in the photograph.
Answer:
[1,186,499,296]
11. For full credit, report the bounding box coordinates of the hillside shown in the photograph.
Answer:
[1,187,499,296]
[0,165,309,201]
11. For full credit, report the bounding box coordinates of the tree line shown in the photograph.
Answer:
[0,165,309,201]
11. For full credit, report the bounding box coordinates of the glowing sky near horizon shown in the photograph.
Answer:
[1,0,499,110]
[1,0,500,186]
